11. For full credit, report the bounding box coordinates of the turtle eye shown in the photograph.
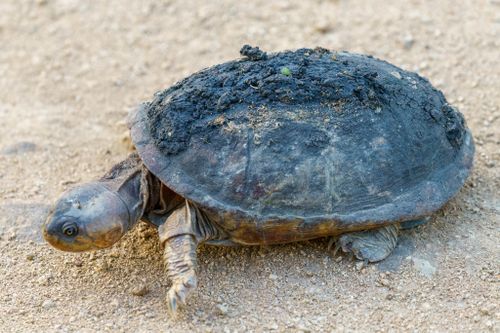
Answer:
[62,222,78,237]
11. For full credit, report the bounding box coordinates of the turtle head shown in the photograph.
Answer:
[43,182,133,252]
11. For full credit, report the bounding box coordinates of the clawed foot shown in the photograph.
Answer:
[327,237,342,257]
[166,273,197,315]
[329,225,399,263]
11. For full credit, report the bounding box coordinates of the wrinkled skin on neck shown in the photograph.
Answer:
[43,154,149,252]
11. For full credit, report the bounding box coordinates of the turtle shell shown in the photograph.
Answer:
[129,47,474,236]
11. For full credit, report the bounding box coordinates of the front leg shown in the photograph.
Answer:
[158,200,219,315]
[162,234,197,314]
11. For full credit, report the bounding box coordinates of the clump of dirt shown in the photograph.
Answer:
[144,47,455,159]
[240,44,268,61]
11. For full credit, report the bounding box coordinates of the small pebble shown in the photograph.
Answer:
[412,257,437,277]
[390,71,402,79]
[355,261,365,271]
[419,61,429,70]
[97,261,109,272]
[59,180,77,186]
[378,278,390,287]
[1,142,37,155]
[215,303,228,315]
[304,270,314,277]
[402,35,415,49]
[314,21,332,34]
[130,285,149,296]
[73,258,83,267]
[41,299,56,309]
[26,254,35,261]
[479,306,493,316]
[269,273,278,280]
[38,274,53,286]
[266,322,279,330]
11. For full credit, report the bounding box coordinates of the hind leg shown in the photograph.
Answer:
[335,224,400,262]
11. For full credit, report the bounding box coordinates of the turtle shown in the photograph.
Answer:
[43,45,474,314]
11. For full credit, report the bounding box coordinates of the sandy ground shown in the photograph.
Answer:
[0,0,499,332]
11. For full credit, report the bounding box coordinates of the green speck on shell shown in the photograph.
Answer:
[280,66,292,76]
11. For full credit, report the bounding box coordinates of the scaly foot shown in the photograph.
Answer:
[335,224,400,262]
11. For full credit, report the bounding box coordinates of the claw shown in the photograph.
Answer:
[167,289,178,315]
[327,237,335,251]
[328,237,342,257]
[165,274,197,316]
[332,242,341,257]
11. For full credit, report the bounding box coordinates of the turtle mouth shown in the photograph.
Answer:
[43,224,103,252]
[43,230,102,252]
